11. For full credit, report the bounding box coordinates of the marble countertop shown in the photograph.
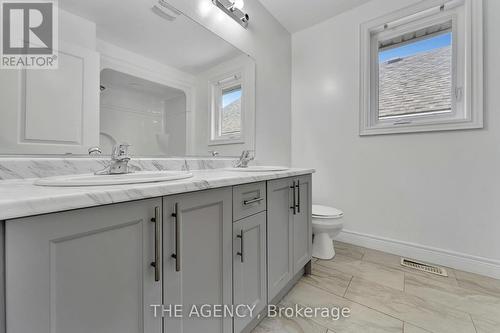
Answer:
[0,168,314,221]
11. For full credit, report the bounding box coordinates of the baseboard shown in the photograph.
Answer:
[337,229,500,279]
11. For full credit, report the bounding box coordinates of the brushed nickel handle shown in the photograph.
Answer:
[171,203,181,272]
[236,230,244,263]
[150,206,161,282]
[290,181,296,215]
[296,180,301,214]
[243,197,264,206]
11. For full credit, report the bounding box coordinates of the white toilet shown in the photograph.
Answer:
[312,205,344,260]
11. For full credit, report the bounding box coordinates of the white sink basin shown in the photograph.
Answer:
[34,171,193,187]
[225,166,289,172]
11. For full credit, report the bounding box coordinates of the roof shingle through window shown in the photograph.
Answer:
[378,46,452,117]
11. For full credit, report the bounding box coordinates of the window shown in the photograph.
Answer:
[379,27,452,120]
[210,73,244,144]
[220,85,242,137]
[360,0,483,135]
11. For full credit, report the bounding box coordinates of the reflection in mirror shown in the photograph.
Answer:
[99,69,187,157]
[0,0,255,157]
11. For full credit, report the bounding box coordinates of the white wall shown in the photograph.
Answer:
[164,95,188,156]
[165,0,292,165]
[292,0,500,277]
[59,8,96,49]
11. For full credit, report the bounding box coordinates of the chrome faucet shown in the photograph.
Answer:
[95,143,132,175]
[88,146,102,155]
[234,150,255,168]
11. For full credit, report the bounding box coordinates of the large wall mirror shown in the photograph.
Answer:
[0,0,256,157]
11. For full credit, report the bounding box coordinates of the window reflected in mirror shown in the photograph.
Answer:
[221,85,242,138]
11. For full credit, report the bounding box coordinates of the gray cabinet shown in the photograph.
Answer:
[293,175,313,274]
[233,212,267,333]
[267,175,312,301]
[266,177,294,301]
[5,199,163,333]
[3,174,312,333]
[163,188,233,333]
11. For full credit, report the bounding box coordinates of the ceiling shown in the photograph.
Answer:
[60,0,243,74]
[258,0,373,33]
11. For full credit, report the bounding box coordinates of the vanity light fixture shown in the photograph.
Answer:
[212,0,249,28]
[233,0,245,10]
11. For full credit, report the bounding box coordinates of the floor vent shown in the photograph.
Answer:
[400,258,448,277]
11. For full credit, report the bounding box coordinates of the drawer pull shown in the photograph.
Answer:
[236,230,244,263]
[296,180,301,214]
[243,197,264,206]
[171,203,181,272]
[150,206,161,282]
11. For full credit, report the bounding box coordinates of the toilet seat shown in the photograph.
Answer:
[312,218,343,228]
[312,205,344,219]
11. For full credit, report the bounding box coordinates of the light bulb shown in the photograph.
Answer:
[232,0,244,10]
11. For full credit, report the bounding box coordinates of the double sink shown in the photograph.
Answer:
[34,166,289,187]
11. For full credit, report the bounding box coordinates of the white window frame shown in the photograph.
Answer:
[209,71,245,145]
[359,0,483,135]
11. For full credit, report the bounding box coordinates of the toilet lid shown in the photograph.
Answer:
[312,205,344,219]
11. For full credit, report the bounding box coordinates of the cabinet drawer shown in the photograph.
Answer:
[233,182,266,221]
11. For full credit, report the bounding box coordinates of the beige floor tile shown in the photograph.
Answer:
[471,315,500,333]
[344,277,476,333]
[403,323,432,333]
[405,274,500,322]
[282,281,403,333]
[316,254,405,291]
[255,245,500,333]
[334,242,366,260]
[362,249,459,286]
[455,270,500,298]
[252,312,328,333]
[302,264,353,297]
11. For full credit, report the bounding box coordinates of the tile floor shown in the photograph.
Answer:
[252,242,500,333]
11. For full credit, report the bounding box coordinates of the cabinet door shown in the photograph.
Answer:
[233,212,267,333]
[293,174,313,274]
[266,178,294,301]
[163,188,232,333]
[5,199,162,333]
[0,41,99,154]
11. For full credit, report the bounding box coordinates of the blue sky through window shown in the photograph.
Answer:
[379,32,451,63]
[222,88,242,108]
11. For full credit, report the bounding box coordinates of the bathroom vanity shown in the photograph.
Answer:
[0,169,313,333]
[0,0,305,331]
